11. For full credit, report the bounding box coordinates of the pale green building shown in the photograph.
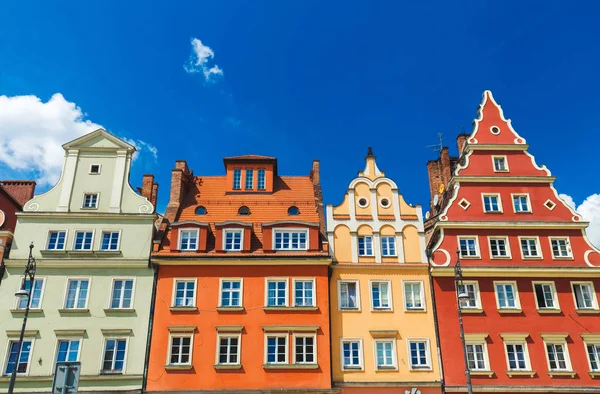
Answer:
[0,129,157,393]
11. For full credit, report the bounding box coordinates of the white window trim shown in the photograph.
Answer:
[518,236,543,259]
[373,338,398,370]
[465,340,491,371]
[53,337,83,368]
[340,338,364,371]
[457,235,481,259]
[503,339,532,371]
[532,281,560,311]
[107,278,136,310]
[570,281,599,311]
[178,228,199,251]
[292,278,316,307]
[89,164,102,174]
[100,337,129,374]
[402,280,426,312]
[166,333,193,366]
[264,333,289,364]
[81,192,100,209]
[63,277,92,309]
[257,168,266,190]
[45,229,68,251]
[482,193,503,213]
[492,155,509,172]
[244,168,254,190]
[15,277,46,310]
[488,236,512,259]
[544,199,557,211]
[337,280,361,311]
[549,236,573,259]
[457,280,482,310]
[215,333,241,365]
[222,228,244,251]
[218,278,244,308]
[511,193,532,213]
[232,168,242,190]
[406,338,432,370]
[171,278,198,308]
[3,337,35,376]
[272,228,310,251]
[357,235,375,257]
[493,281,521,311]
[357,197,369,208]
[380,235,397,257]
[458,198,471,210]
[583,337,600,372]
[100,229,122,251]
[72,229,95,251]
[292,333,317,365]
[543,339,573,372]
[264,277,289,307]
[369,279,393,312]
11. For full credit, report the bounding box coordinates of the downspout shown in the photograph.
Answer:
[427,249,446,394]
[142,260,159,393]
[327,265,335,392]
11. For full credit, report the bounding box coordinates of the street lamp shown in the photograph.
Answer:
[7,243,36,394]
[454,249,473,394]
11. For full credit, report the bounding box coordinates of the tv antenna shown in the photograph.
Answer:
[426,133,444,153]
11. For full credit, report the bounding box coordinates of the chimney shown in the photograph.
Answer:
[310,160,320,185]
[165,160,191,222]
[1,180,36,207]
[426,147,455,216]
[151,183,159,209]
[310,159,326,241]
[456,133,470,156]
[140,174,159,213]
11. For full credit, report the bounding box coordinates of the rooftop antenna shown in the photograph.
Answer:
[426,133,444,153]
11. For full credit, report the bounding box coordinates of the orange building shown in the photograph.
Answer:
[146,156,334,393]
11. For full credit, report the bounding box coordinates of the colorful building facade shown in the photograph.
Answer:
[427,91,600,393]
[0,129,157,393]
[146,155,334,393]
[326,150,442,394]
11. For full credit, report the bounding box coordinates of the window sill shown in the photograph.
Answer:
[522,256,543,260]
[551,256,574,260]
[458,256,481,259]
[164,364,193,371]
[40,249,67,255]
[460,308,483,314]
[490,256,512,259]
[169,306,198,312]
[507,370,536,377]
[405,308,427,313]
[576,309,600,315]
[371,308,394,313]
[342,366,364,371]
[99,370,124,375]
[409,366,433,372]
[589,371,600,378]
[10,309,43,314]
[263,306,318,311]
[548,370,576,378]
[537,309,562,314]
[96,250,121,255]
[104,308,135,314]
[339,308,361,312]
[58,308,89,313]
[214,364,242,370]
[70,250,95,255]
[375,366,398,372]
[469,370,495,377]
[216,306,245,312]
[263,363,319,370]
[498,308,523,314]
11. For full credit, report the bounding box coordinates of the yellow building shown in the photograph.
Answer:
[326,148,442,394]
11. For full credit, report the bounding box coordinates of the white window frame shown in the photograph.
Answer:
[532,281,560,311]
[171,278,197,308]
[166,333,193,366]
[357,235,374,256]
[292,333,317,365]
[54,338,82,365]
[178,228,199,251]
[511,193,532,213]
[108,278,136,310]
[488,236,511,259]
[503,340,532,371]
[216,333,241,366]
[369,280,393,311]
[15,277,46,310]
[101,337,128,374]
[264,333,288,364]
[257,168,266,190]
[407,339,432,370]
[218,278,243,308]
[63,277,91,309]
[543,339,572,372]
[340,338,363,370]
[519,236,543,259]
[338,280,360,311]
[89,164,102,174]
[571,281,599,311]
[46,229,68,251]
[492,155,509,172]
[380,235,397,257]
[3,338,35,376]
[493,281,521,311]
[373,339,397,370]
[292,278,316,307]
[457,281,482,310]
[72,229,95,251]
[465,341,491,371]
[402,280,425,312]
[265,277,289,307]
[584,338,600,372]
[82,192,99,209]
[482,193,503,213]
[232,168,242,190]
[223,229,244,251]
[458,236,481,259]
[549,237,573,259]
[100,230,121,251]
[244,168,254,190]
[272,228,309,251]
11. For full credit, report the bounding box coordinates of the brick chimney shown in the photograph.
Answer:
[164,160,191,222]
[456,133,470,156]
[140,174,159,212]
[426,147,456,216]
[310,160,320,184]
[310,159,326,241]
[0,180,36,207]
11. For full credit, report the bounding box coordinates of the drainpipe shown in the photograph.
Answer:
[142,261,159,393]
[327,265,335,392]
[426,248,446,394]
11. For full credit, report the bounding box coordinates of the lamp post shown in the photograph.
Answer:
[455,249,473,394]
[7,243,36,394]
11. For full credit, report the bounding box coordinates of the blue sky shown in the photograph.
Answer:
[1,1,600,242]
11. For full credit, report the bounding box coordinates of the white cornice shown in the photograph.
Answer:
[465,144,529,151]
[431,266,600,278]
[436,221,588,230]
[153,257,332,266]
[16,212,156,220]
[451,176,555,184]
[4,259,149,269]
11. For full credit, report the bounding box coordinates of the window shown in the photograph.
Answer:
[493,156,508,172]
[357,197,369,208]
[74,231,93,251]
[89,164,101,174]
[457,282,480,309]
[173,279,196,307]
[381,236,396,256]
[83,193,98,209]
[179,229,198,251]
[483,194,501,213]
[403,281,424,310]
[101,231,120,251]
[513,194,530,213]
[266,279,287,306]
[534,282,558,310]
[233,169,241,190]
[495,282,519,310]
[17,278,44,310]
[490,126,500,135]
[102,339,127,373]
[339,281,359,310]
[224,229,243,251]
[238,206,251,215]
[544,199,557,210]
[257,169,266,190]
[459,198,471,210]
[294,279,315,307]
[56,339,80,363]
[572,282,597,310]
[587,344,600,371]
[169,335,192,365]
[520,237,541,258]
[220,279,242,307]
[47,230,66,250]
[408,340,429,369]
[217,335,240,365]
[374,340,396,369]
[65,279,89,309]
[458,236,479,258]
[294,334,316,364]
[4,340,32,375]
[274,230,307,250]
[110,279,134,309]
[379,197,390,207]
[358,236,373,256]
[551,237,572,258]
[489,237,509,258]
[287,206,300,216]
[266,335,287,364]
[245,169,253,190]
[466,344,488,370]
[195,206,207,215]
[546,343,569,371]
[341,340,362,369]
[371,281,392,310]
[506,343,528,370]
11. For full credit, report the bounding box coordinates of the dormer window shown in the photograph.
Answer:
[89,164,101,174]
[274,229,308,250]
[179,229,198,251]
[238,206,251,216]
[195,206,207,215]
[288,206,300,216]
[245,169,253,190]
[223,229,243,251]
[83,193,98,209]
[257,169,266,190]
[233,169,242,190]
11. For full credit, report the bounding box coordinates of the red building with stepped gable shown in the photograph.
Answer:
[426,91,600,393]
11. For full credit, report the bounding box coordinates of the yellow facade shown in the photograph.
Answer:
[326,149,442,393]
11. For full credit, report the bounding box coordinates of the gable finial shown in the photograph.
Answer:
[366,146,374,158]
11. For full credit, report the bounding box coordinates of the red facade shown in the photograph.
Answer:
[427,91,600,393]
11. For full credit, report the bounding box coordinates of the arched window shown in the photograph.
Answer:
[288,206,300,216]
[238,206,251,216]
[195,206,207,215]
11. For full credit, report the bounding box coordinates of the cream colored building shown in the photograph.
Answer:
[326,149,442,394]
[0,129,157,393]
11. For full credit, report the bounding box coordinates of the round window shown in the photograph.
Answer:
[357,197,369,208]
[195,206,207,215]
[238,206,251,216]
[379,197,390,208]
[288,206,300,216]
[490,126,500,135]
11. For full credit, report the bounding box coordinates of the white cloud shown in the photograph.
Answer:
[0,93,157,186]
[123,138,158,161]
[184,38,224,81]
[560,193,600,248]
